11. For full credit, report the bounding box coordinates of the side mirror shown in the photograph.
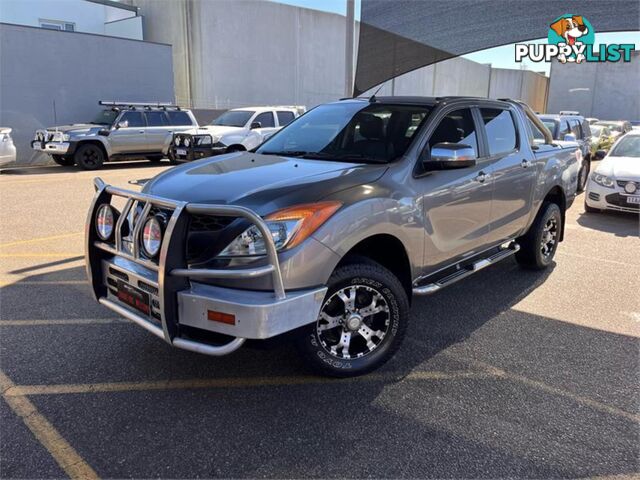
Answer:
[98,129,110,137]
[564,133,577,142]
[595,149,606,160]
[250,121,262,130]
[423,143,477,171]
[116,120,128,129]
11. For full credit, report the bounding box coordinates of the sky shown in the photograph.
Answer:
[270,0,639,77]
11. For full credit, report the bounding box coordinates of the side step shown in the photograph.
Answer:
[412,242,520,296]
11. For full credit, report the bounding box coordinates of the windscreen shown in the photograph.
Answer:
[610,135,640,157]
[91,110,118,125]
[257,102,432,163]
[210,111,253,127]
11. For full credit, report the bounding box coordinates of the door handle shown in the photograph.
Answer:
[138,130,145,134]
[521,159,532,168]
[475,171,488,183]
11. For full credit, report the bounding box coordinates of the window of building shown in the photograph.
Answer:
[480,108,518,155]
[40,20,75,31]
[276,111,295,126]
[167,111,193,126]
[253,112,275,128]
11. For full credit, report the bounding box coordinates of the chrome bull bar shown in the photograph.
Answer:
[85,177,287,356]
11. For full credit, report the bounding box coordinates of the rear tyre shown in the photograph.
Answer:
[295,261,409,377]
[51,155,74,166]
[74,144,105,170]
[516,202,562,270]
[226,145,245,153]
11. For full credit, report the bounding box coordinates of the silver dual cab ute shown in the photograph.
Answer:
[32,102,198,170]
[86,96,580,377]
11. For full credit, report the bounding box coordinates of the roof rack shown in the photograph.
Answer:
[98,101,182,110]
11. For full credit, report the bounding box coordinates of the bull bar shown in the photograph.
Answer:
[86,177,326,356]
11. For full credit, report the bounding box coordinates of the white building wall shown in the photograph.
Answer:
[0,0,142,40]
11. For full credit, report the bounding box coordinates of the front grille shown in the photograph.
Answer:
[617,180,640,189]
[137,280,159,296]
[189,214,234,232]
[108,267,129,282]
[605,193,640,210]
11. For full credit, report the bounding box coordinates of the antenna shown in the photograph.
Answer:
[368,83,385,103]
[53,100,58,127]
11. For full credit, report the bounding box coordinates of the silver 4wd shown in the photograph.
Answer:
[86,96,580,377]
[32,101,198,170]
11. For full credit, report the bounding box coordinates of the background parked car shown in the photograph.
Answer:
[538,113,592,191]
[585,130,640,214]
[586,117,600,125]
[170,106,305,162]
[589,124,615,159]
[31,102,198,170]
[594,120,633,138]
[630,121,640,131]
[0,127,16,167]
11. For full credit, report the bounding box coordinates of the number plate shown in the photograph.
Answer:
[116,280,150,315]
[626,196,640,204]
[176,148,187,156]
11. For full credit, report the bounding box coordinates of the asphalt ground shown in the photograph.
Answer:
[0,160,639,479]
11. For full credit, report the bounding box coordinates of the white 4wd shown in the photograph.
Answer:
[171,106,305,161]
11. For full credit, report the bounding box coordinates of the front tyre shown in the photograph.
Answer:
[74,144,105,170]
[516,202,562,270]
[296,261,409,377]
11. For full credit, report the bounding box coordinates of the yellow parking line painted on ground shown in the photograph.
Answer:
[0,253,82,258]
[0,232,83,248]
[4,370,489,397]
[0,370,99,480]
[0,280,88,287]
[0,319,122,327]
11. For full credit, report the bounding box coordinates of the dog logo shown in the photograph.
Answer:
[548,14,594,63]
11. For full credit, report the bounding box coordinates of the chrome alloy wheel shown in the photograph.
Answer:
[316,285,390,360]
[540,217,558,258]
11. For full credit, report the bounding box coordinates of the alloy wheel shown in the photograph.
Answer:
[316,284,391,360]
[540,217,558,258]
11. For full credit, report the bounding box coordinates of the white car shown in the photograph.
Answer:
[585,131,640,214]
[0,128,16,167]
[171,106,305,162]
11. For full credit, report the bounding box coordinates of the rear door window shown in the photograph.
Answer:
[276,111,295,126]
[479,108,518,155]
[569,119,582,138]
[559,120,571,137]
[144,111,169,127]
[167,111,193,126]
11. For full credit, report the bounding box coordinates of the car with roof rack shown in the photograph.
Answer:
[31,101,198,170]
[170,106,305,162]
[86,96,579,377]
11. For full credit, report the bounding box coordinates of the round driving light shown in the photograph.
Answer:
[142,217,163,257]
[624,181,637,194]
[95,204,115,241]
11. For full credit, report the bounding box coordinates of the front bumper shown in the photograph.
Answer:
[585,179,640,213]
[171,133,226,162]
[31,140,76,155]
[86,179,327,356]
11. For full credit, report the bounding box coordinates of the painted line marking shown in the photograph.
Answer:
[0,319,123,327]
[0,370,99,480]
[4,371,490,397]
[0,232,83,248]
[0,280,88,287]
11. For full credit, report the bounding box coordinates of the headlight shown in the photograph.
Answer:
[591,172,615,188]
[141,216,163,258]
[62,133,70,141]
[95,204,116,240]
[219,201,342,257]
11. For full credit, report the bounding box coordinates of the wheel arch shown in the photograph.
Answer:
[339,233,413,303]
[75,139,109,160]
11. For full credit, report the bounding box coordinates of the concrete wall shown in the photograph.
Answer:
[547,51,640,119]
[0,23,174,164]
[489,69,549,112]
[131,0,347,110]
